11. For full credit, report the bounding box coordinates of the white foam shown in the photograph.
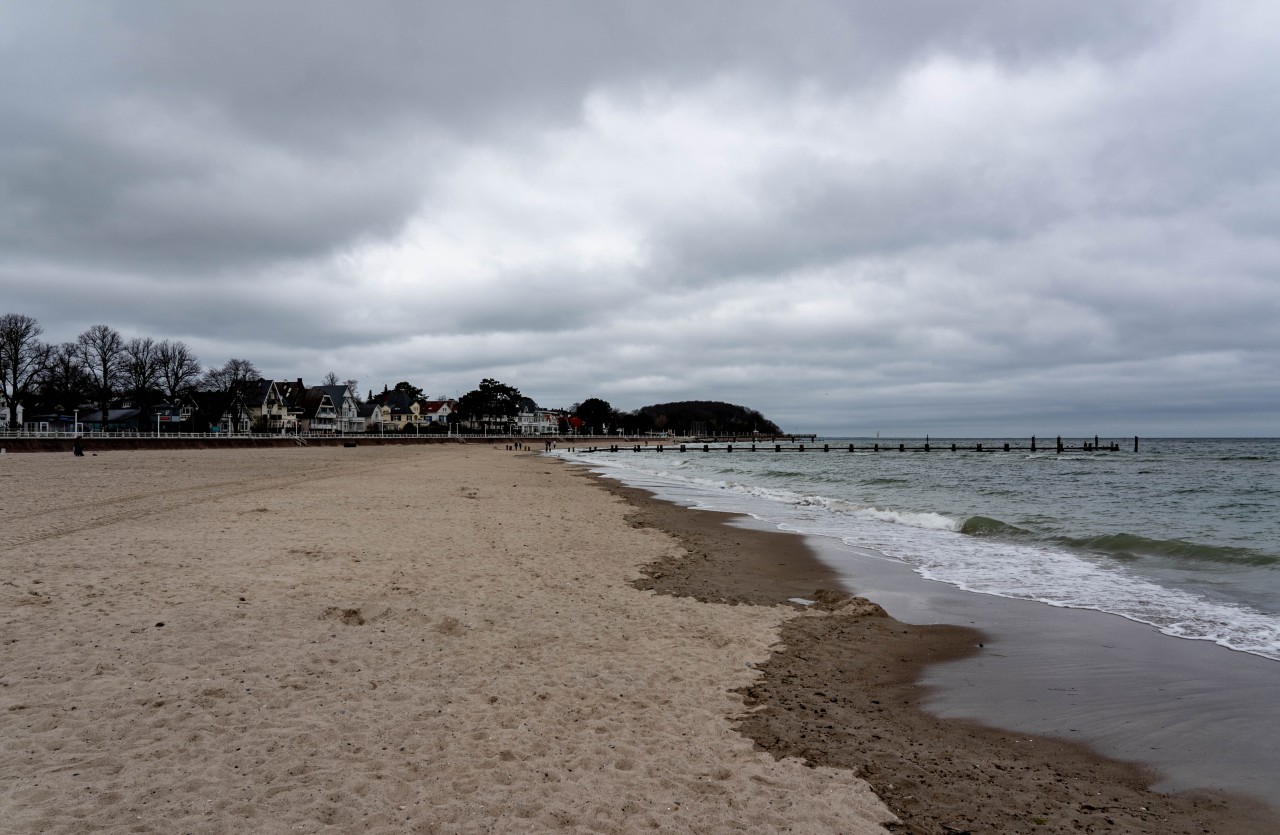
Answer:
[555,448,1280,661]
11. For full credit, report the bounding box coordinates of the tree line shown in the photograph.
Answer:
[573,398,783,437]
[0,313,355,431]
[3,313,784,435]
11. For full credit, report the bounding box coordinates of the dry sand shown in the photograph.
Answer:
[1,446,892,834]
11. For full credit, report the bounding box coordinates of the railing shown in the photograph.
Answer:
[1,429,682,442]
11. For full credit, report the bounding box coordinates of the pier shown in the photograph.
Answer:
[567,436,1141,454]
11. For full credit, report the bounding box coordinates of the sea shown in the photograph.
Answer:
[553,436,1280,801]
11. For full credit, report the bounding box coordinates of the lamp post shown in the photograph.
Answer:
[73,409,79,436]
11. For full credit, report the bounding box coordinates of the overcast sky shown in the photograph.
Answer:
[2,1,1277,436]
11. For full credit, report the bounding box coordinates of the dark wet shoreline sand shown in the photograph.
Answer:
[593,472,1280,835]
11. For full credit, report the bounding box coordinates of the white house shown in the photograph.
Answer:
[419,399,456,427]
[0,396,21,430]
[320,385,365,434]
[516,401,561,435]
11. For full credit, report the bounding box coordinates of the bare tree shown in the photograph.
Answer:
[123,338,160,389]
[201,358,261,432]
[39,343,91,415]
[0,313,52,426]
[122,337,163,429]
[155,339,202,401]
[77,324,126,429]
[322,371,340,386]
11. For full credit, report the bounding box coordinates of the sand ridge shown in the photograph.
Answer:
[0,446,892,833]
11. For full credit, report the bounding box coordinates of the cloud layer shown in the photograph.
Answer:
[3,1,1277,434]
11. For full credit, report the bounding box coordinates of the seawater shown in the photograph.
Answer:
[555,437,1280,661]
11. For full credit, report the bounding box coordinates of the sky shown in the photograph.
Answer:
[2,1,1278,436]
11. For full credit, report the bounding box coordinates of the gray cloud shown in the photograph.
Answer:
[1,0,1276,435]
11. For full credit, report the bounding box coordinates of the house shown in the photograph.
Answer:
[80,407,143,433]
[319,385,365,434]
[246,380,296,434]
[20,412,73,433]
[515,399,562,435]
[297,388,337,434]
[0,395,21,430]
[154,396,197,433]
[358,401,386,433]
[419,398,457,428]
[380,390,421,431]
[277,379,337,434]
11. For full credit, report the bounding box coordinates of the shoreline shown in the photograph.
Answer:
[4,443,1275,833]
[588,469,1280,834]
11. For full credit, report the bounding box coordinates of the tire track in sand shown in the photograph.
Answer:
[2,461,387,552]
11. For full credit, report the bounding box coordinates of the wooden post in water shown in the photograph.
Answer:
[1056,435,1063,453]
[1031,435,1037,452]
[1134,435,1139,452]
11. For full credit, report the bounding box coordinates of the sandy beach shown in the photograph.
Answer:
[3,444,1276,833]
[1,445,890,833]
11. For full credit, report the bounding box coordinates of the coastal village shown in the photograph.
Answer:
[0,314,584,436]
[1,379,568,437]
[2,315,782,439]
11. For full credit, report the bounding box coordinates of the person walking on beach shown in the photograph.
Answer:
[72,436,84,457]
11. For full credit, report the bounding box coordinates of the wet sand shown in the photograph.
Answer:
[599,476,1280,835]
[812,538,1280,803]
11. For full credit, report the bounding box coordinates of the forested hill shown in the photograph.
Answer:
[632,401,782,436]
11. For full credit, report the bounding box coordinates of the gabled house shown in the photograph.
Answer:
[516,399,562,435]
[0,396,21,431]
[381,390,421,430]
[246,379,296,434]
[277,379,337,434]
[154,396,197,433]
[319,385,365,434]
[358,401,387,433]
[298,388,337,434]
[419,398,457,427]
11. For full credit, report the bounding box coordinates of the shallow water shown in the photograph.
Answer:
[557,438,1280,659]
[556,437,1280,804]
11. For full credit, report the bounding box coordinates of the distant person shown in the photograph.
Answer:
[73,436,84,457]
